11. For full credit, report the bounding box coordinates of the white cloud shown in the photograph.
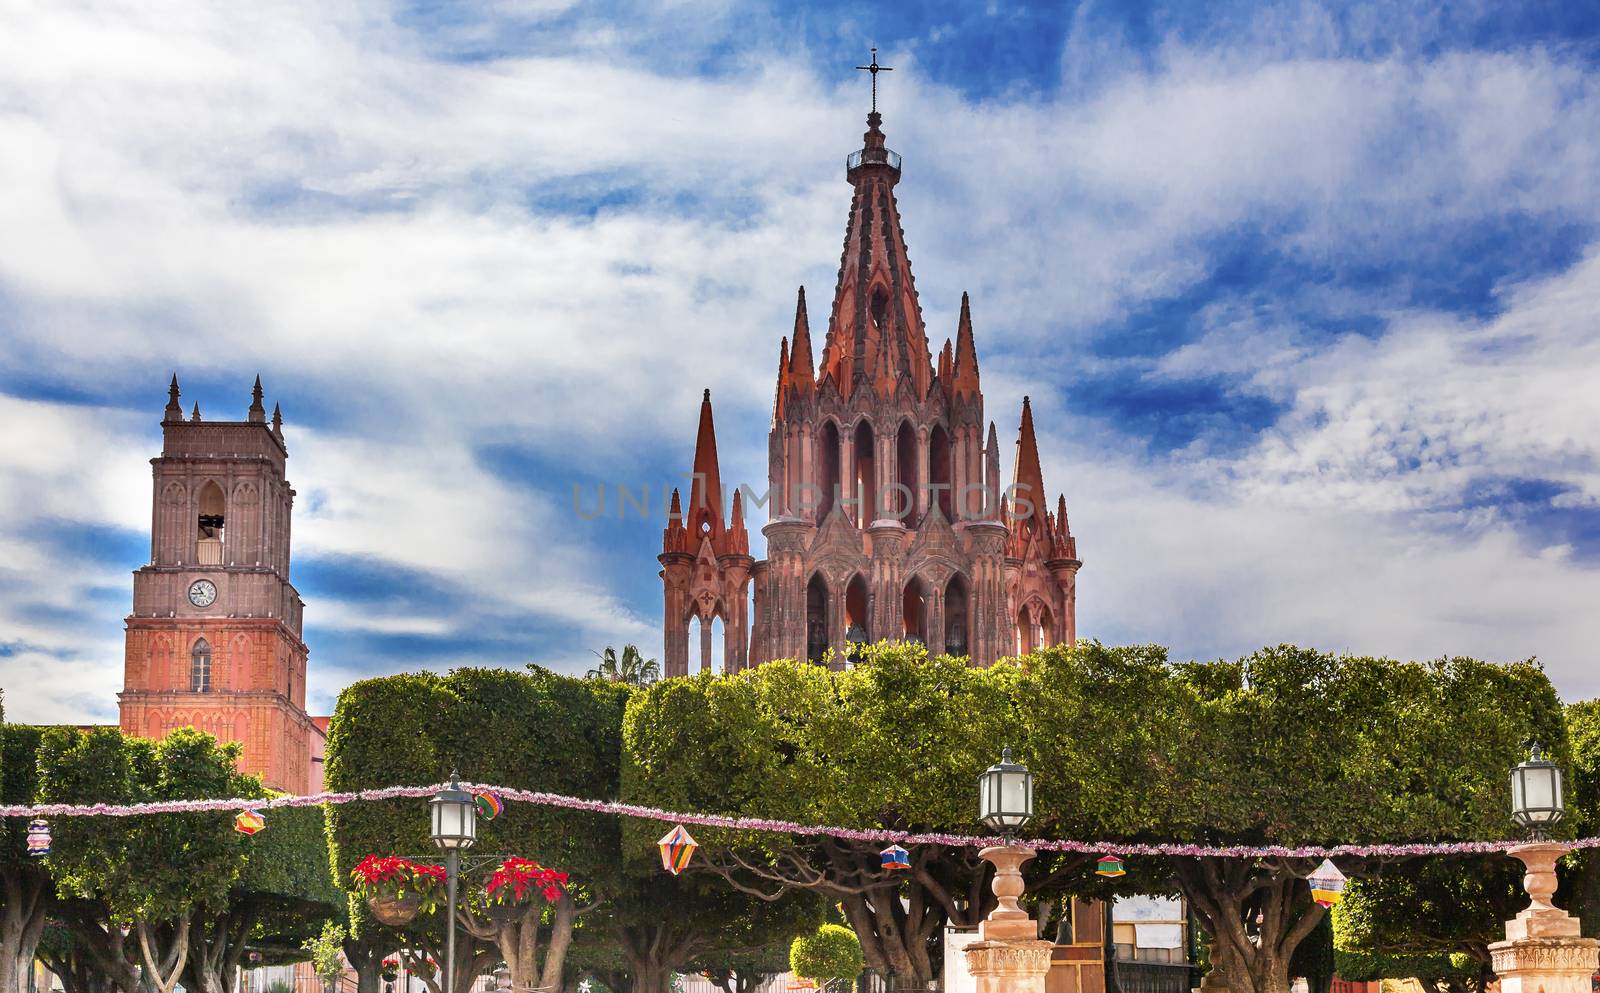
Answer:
[3,0,1600,726]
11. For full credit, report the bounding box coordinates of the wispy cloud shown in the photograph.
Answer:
[2,0,1599,721]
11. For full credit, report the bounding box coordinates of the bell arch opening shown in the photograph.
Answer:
[944,574,969,658]
[852,420,875,527]
[929,424,952,521]
[806,573,829,664]
[844,574,870,663]
[818,420,841,521]
[894,420,917,524]
[197,481,225,565]
[902,576,927,645]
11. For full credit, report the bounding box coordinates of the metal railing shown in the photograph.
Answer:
[845,149,903,173]
[1108,960,1201,993]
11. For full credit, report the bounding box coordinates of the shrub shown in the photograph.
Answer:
[790,924,862,983]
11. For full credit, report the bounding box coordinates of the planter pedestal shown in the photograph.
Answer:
[963,846,1053,993]
[1488,842,1600,993]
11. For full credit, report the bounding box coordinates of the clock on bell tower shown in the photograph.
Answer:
[118,375,323,794]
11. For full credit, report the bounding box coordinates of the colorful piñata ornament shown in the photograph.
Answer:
[234,809,266,836]
[26,819,50,857]
[475,791,504,821]
[1308,859,1347,908]
[658,825,697,875]
[1096,854,1127,877]
[880,845,910,871]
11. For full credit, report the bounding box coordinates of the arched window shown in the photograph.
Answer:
[806,573,829,664]
[894,421,917,524]
[1036,605,1054,650]
[852,421,875,527]
[929,425,953,521]
[944,575,969,658]
[844,574,870,664]
[902,577,927,645]
[197,481,226,565]
[190,638,212,693]
[817,421,841,521]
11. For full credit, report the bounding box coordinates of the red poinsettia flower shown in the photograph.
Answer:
[484,857,569,906]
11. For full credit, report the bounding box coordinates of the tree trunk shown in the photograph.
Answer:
[1176,859,1325,993]
[0,867,51,993]
[539,894,578,993]
[341,937,385,993]
[137,914,193,993]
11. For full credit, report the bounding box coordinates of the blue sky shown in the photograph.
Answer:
[3,0,1600,724]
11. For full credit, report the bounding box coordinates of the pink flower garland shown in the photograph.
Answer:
[3,781,1589,860]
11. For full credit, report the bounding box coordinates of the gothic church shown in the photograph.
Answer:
[660,110,1080,676]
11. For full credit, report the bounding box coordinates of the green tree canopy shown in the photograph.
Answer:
[36,726,338,993]
[625,642,1565,993]
[324,665,631,993]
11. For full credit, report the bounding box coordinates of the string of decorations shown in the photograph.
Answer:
[5,780,1593,862]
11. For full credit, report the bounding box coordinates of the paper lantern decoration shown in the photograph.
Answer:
[1095,854,1127,878]
[474,791,504,821]
[1308,859,1347,908]
[26,820,50,857]
[880,845,910,871]
[234,810,266,836]
[657,825,697,875]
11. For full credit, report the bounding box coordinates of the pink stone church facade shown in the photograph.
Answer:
[659,111,1081,677]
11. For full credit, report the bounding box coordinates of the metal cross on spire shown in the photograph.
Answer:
[855,47,893,114]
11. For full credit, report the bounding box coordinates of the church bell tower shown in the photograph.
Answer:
[118,376,320,793]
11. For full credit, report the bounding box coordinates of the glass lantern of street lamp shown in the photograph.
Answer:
[1510,742,1565,839]
[979,748,1034,836]
[431,771,478,850]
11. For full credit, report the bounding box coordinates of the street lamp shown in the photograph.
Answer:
[1511,742,1565,840]
[979,747,1034,837]
[974,749,1038,942]
[431,772,477,993]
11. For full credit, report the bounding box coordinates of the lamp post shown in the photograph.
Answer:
[431,772,477,993]
[1488,743,1597,993]
[975,748,1036,940]
[964,749,1052,993]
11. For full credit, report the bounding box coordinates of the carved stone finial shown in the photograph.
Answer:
[190,402,202,422]
[249,374,267,423]
[164,374,183,423]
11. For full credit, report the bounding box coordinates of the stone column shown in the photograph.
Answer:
[1488,842,1600,993]
[964,846,1053,993]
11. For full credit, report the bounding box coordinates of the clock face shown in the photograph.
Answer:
[188,579,218,608]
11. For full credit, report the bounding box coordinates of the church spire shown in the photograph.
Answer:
[774,336,790,420]
[952,291,981,399]
[719,486,749,557]
[686,388,724,541]
[816,93,932,402]
[271,403,284,438]
[1010,396,1051,546]
[985,421,1002,522]
[788,286,815,393]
